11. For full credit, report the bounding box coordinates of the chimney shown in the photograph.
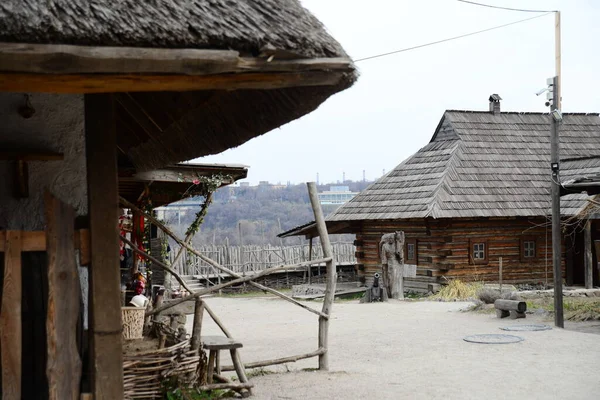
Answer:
[489,94,502,114]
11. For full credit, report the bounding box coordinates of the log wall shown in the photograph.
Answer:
[355,217,568,291]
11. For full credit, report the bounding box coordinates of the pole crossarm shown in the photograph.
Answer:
[119,196,330,318]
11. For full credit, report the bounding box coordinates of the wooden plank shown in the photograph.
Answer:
[79,229,91,266]
[1,231,22,400]
[85,93,124,399]
[0,71,346,94]
[45,191,82,400]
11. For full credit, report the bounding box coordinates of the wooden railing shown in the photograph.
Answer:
[168,242,356,277]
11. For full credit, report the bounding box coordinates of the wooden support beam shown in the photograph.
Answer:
[0,230,90,263]
[0,42,352,75]
[307,182,337,371]
[1,231,22,400]
[584,220,593,289]
[85,93,124,399]
[0,71,346,94]
[45,191,82,400]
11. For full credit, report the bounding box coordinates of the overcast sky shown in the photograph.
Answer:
[196,0,600,185]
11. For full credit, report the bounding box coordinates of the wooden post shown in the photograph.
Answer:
[308,237,313,285]
[85,93,124,399]
[307,182,336,371]
[190,298,205,351]
[584,220,593,289]
[45,191,82,400]
[1,231,22,400]
[499,257,503,293]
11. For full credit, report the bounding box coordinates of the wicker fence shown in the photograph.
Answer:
[168,242,356,277]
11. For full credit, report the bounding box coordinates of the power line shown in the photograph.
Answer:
[456,0,557,13]
[354,12,551,63]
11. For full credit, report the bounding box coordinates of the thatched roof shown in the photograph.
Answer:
[118,162,248,207]
[328,110,600,222]
[0,0,357,171]
[0,0,345,59]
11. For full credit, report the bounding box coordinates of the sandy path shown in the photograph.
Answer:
[186,297,600,400]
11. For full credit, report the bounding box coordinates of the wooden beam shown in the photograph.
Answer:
[0,42,352,76]
[1,231,22,400]
[45,191,82,400]
[0,230,89,257]
[85,93,124,399]
[0,71,346,94]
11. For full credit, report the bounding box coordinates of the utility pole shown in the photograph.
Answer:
[551,11,563,328]
[550,75,563,328]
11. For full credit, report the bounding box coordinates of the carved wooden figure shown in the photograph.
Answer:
[380,231,406,299]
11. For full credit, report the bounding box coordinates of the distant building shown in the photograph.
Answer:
[318,185,358,205]
[239,182,250,187]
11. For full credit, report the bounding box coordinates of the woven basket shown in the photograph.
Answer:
[122,307,145,340]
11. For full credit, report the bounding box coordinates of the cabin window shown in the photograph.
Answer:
[469,238,488,264]
[404,238,418,263]
[520,236,538,262]
[473,243,485,259]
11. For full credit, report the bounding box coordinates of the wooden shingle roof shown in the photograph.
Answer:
[329,110,600,221]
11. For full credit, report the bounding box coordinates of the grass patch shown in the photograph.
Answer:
[246,368,276,378]
[526,297,600,321]
[431,279,483,301]
[165,387,230,400]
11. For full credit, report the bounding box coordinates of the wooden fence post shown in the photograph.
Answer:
[307,182,336,371]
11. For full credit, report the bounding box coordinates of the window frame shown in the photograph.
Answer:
[469,238,489,265]
[404,238,418,263]
[520,236,538,262]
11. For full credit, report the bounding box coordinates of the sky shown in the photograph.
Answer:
[196,0,600,185]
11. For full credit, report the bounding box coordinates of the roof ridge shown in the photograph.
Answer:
[446,109,600,116]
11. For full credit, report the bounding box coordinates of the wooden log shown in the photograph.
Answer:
[389,264,404,300]
[190,298,204,352]
[307,182,337,371]
[85,93,124,399]
[220,348,325,371]
[230,349,251,394]
[45,191,82,400]
[119,198,330,318]
[0,42,351,75]
[494,300,527,313]
[1,231,22,400]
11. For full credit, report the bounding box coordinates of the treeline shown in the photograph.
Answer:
[165,180,372,246]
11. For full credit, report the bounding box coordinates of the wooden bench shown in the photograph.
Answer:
[494,299,527,319]
[202,336,251,396]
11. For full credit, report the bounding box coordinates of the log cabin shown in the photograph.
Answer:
[280,97,600,293]
[0,1,357,398]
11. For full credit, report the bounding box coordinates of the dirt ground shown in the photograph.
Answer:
[186,297,600,400]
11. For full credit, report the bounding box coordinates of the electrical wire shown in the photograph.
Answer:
[456,0,557,13]
[354,12,552,63]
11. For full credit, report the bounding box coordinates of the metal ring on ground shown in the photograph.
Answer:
[500,324,552,332]
[463,334,524,344]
